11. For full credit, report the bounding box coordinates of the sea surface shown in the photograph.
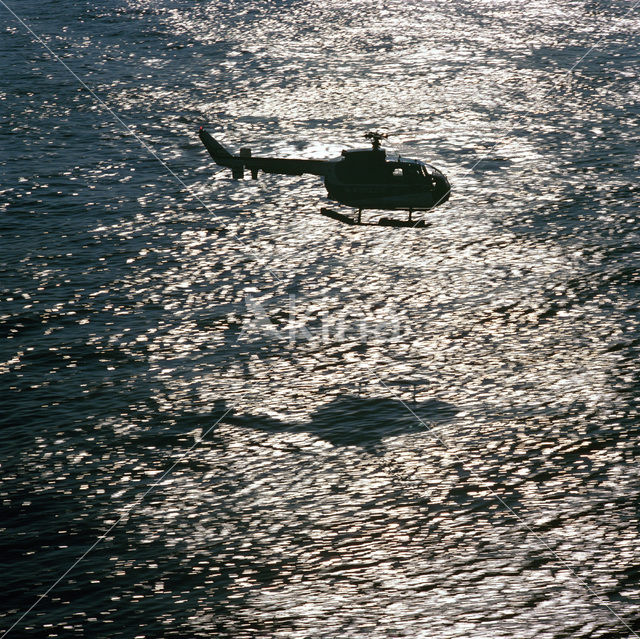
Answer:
[1,1,639,637]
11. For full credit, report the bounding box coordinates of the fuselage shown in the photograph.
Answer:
[323,148,450,210]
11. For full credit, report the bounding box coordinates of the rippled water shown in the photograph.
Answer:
[2,0,640,637]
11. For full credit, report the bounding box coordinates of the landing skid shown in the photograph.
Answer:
[320,208,430,229]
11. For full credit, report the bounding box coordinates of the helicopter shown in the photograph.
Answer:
[198,127,451,227]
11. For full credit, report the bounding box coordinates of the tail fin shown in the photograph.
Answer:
[198,127,234,165]
[199,127,247,178]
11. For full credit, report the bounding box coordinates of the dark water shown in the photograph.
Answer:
[2,0,640,637]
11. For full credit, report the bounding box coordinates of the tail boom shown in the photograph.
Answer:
[198,127,332,180]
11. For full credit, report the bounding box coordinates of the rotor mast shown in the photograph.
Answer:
[364,131,388,151]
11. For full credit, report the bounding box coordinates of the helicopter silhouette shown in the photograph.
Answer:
[176,393,458,454]
[199,128,451,227]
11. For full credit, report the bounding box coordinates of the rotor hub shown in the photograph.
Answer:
[364,131,388,151]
